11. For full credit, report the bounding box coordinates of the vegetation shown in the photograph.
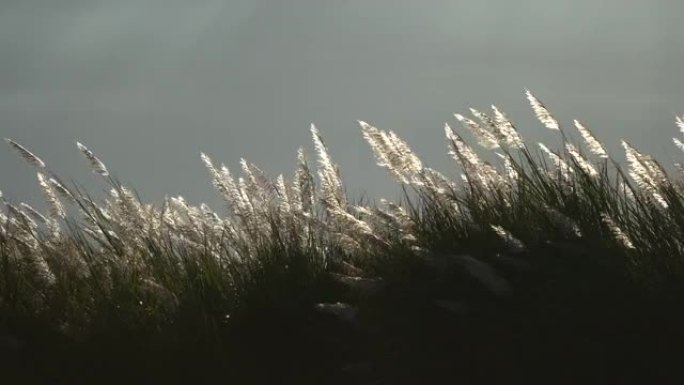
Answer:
[2,90,684,384]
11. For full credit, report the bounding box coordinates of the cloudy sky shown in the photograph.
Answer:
[1,0,683,211]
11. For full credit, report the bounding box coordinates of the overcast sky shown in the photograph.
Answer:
[2,0,683,212]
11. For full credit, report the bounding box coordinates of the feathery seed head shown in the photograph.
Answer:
[621,140,669,208]
[674,137,684,153]
[7,203,38,230]
[622,139,669,185]
[48,178,76,204]
[358,120,415,174]
[311,123,346,208]
[525,89,560,130]
[386,129,424,172]
[275,174,292,215]
[565,143,599,177]
[573,120,608,158]
[495,152,519,182]
[4,138,46,168]
[676,115,684,135]
[600,213,636,250]
[37,172,65,219]
[469,108,498,132]
[201,153,247,217]
[455,113,500,150]
[491,224,527,253]
[358,120,372,131]
[444,123,483,167]
[491,105,526,149]
[240,158,276,205]
[20,202,48,225]
[538,142,573,178]
[294,146,316,215]
[200,152,212,168]
[76,142,109,177]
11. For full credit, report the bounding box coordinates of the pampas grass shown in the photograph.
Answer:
[574,119,609,158]
[76,141,109,177]
[3,89,684,383]
[3,138,46,169]
[525,89,560,130]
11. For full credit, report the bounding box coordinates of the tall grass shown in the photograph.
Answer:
[2,90,684,383]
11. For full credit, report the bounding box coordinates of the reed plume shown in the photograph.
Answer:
[76,141,109,177]
[525,89,560,130]
[4,138,46,168]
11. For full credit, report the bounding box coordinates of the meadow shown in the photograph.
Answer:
[2,90,684,384]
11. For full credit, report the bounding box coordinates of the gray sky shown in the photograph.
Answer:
[2,0,683,212]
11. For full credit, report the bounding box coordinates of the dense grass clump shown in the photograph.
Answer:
[3,90,684,384]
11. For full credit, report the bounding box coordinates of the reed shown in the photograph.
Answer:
[2,90,684,384]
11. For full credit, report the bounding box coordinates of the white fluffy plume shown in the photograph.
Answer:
[76,142,109,177]
[525,89,560,130]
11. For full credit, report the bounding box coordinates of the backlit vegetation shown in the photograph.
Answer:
[2,91,684,384]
